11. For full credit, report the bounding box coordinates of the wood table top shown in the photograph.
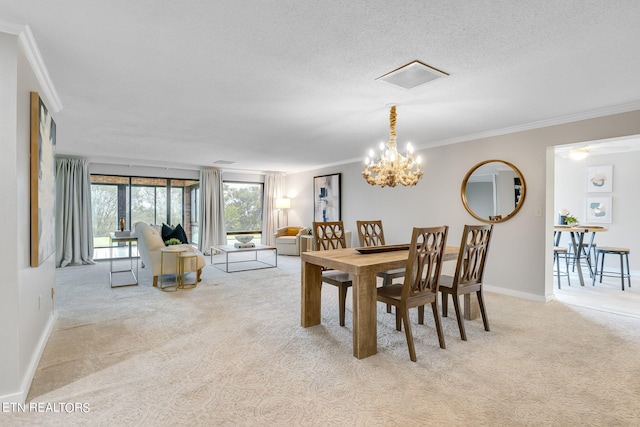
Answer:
[301,245,459,275]
[554,225,608,232]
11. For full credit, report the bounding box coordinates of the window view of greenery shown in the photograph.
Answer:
[91,175,199,259]
[223,182,263,241]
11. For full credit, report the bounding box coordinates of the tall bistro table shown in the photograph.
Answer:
[301,246,459,359]
[554,225,608,286]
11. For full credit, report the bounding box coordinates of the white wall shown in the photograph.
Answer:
[0,31,21,403]
[555,149,640,273]
[286,110,640,301]
[0,32,57,403]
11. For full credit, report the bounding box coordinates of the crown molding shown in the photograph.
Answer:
[0,20,62,112]
[291,101,640,175]
[422,101,640,150]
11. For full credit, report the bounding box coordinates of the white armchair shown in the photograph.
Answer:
[274,226,307,256]
[133,222,206,287]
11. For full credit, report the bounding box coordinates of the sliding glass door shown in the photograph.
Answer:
[91,175,198,259]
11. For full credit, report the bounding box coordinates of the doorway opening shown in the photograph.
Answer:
[551,135,640,318]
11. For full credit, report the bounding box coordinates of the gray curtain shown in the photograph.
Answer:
[55,157,95,267]
[199,167,226,254]
[263,172,285,245]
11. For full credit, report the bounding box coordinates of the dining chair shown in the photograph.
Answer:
[312,221,352,326]
[439,224,493,341]
[356,220,405,313]
[377,225,449,362]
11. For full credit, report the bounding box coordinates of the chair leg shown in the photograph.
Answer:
[564,252,571,286]
[599,252,606,284]
[338,286,348,326]
[442,292,449,317]
[555,252,562,289]
[383,277,392,313]
[620,253,625,291]
[625,253,631,289]
[477,290,490,332]
[401,308,416,362]
[592,251,599,286]
[417,305,425,324]
[395,308,402,331]
[452,294,466,341]
[431,302,446,350]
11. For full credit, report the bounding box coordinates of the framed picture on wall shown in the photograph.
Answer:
[30,92,57,267]
[586,165,613,193]
[313,173,341,222]
[586,196,612,223]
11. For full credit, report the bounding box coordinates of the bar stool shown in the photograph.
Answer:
[553,246,571,289]
[592,247,631,291]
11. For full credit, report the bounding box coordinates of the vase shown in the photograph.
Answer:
[119,217,125,232]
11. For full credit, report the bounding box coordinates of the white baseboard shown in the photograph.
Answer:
[484,285,551,303]
[0,310,58,403]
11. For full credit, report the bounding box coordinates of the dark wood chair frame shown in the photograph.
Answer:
[312,221,352,326]
[377,226,449,362]
[439,224,493,341]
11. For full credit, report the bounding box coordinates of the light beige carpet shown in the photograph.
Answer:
[6,255,640,426]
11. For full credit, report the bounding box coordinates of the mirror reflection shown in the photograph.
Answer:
[461,160,526,223]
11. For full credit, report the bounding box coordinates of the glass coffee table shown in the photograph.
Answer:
[210,244,277,273]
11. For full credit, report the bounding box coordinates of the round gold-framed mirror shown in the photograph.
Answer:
[461,159,526,223]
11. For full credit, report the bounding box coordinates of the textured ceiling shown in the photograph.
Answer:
[2,1,640,173]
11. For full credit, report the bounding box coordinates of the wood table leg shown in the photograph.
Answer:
[463,294,479,320]
[301,260,322,327]
[352,272,377,359]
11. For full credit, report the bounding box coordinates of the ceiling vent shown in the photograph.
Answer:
[376,60,448,89]
[213,160,235,165]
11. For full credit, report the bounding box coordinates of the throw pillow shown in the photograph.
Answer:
[162,223,189,244]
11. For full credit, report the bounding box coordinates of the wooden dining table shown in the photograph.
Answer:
[554,225,608,286]
[301,245,459,359]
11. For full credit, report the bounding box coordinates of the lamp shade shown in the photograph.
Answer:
[275,197,291,209]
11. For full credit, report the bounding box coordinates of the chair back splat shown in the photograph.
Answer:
[453,225,493,289]
[357,220,385,247]
[313,221,347,250]
[439,224,493,341]
[404,227,449,300]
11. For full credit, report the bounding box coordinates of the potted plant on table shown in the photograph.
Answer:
[558,209,578,226]
[565,214,579,226]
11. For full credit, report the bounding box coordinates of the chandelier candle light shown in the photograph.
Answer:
[362,105,423,187]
